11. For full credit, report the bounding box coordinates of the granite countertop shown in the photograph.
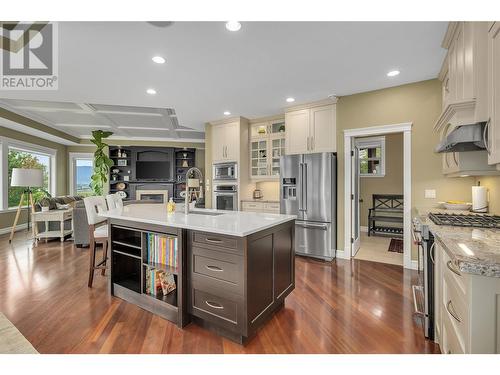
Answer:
[241,199,280,203]
[415,207,500,278]
[99,204,295,237]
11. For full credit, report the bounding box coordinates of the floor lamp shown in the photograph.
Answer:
[9,168,43,243]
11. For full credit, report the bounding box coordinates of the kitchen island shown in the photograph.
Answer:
[99,204,296,344]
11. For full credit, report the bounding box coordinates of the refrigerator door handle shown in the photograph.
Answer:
[303,163,307,212]
[298,162,305,211]
[296,222,328,230]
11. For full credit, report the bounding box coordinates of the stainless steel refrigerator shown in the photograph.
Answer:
[280,153,337,260]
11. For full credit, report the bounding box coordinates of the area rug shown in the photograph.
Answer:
[0,313,38,354]
[388,238,404,253]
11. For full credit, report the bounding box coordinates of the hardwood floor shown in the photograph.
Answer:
[0,231,439,354]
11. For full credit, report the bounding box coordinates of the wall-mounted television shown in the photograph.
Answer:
[135,161,172,180]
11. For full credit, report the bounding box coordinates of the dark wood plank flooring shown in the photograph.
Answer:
[0,231,439,354]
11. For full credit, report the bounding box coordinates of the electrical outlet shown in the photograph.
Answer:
[424,189,436,199]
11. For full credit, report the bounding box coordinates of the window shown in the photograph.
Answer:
[356,136,385,177]
[0,137,57,210]
[69,153,94,197]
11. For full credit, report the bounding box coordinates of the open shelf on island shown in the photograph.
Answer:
[144,290,178,307]
[109,222,185,327]
[143,261,178,275]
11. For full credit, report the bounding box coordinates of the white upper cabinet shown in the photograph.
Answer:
[211,121,240,163]
[487,22,500,164]
[310,105,336,153]
[437,22,489,125]
[285,109,309,155]
[249,118,286,179]
[285,102,337,155]
[211,124,226,163]
[223,122,239,161]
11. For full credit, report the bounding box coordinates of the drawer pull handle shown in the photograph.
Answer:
[446,260,461,277]
[206,265,223,272]
[446,300,462,323]
[205,300,224,309]
[206,238,223,243]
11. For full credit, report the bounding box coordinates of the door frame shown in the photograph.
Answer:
[351,144,360,256]
[343,122,414,270]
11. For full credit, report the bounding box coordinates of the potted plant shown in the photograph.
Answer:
[90,130,114,195]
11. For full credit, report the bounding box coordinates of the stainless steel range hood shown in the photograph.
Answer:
[435,122,487,153]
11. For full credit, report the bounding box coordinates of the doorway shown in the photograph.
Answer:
[344,123,414,269]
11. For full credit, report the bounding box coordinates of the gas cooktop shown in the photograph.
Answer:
[429,213,500,229]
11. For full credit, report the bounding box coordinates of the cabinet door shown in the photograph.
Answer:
[270,136,285,177]
[285,109,309,155]
[488,22,500,164]
[211,125,226,162]
[310,105,336,153]
[250,139,268,177]
[434,242,443,347]
[224,122,240,161]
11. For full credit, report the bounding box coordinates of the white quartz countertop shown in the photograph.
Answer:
[99,204,296,237]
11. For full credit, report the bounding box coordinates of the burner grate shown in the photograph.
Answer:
[429,213,500,229]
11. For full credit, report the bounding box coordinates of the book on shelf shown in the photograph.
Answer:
[146,233,178,268]
[145,266,176,297]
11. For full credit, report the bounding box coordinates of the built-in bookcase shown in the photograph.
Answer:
[110,223,187,327]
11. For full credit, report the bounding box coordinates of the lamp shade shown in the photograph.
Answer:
[10,168,43,187]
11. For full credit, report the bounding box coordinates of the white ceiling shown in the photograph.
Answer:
[0,99,205,141]
[0,21,447,138]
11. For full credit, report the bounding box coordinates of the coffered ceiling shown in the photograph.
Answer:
[0,21,448,140]
[0,98,205,141]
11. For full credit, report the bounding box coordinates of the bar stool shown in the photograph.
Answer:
[83,196,109,288]
[106,193,123,210]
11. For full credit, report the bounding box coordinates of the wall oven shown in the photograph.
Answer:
[213,162,237,181]
[213,184,238,211]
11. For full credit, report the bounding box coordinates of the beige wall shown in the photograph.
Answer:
[474,176,500,214]
[358,133,404,227]
[0,126,68,231]
[337,79,477,259]
[255,181,280,201]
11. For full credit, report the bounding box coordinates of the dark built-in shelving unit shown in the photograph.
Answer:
[109,147,132,199]
[108,146,201,202]
[109,222,187,327]
[173,148,195,203]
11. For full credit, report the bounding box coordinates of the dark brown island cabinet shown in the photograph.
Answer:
[108,218,295,344]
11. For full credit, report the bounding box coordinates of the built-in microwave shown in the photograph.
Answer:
[213,162,237,181]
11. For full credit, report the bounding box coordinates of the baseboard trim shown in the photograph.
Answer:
[360,226,368,233]
[0,223,28,236]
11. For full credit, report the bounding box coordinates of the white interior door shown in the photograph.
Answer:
[351,145,361,256]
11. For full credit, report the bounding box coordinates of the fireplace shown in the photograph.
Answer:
[136,190,169,203]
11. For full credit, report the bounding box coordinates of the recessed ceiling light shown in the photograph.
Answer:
[152,56,166,64]
[387,70,400,77]
[146,88,157,95]
[286,97,295,103]
[225,21,241,32]
[223,111,231,116]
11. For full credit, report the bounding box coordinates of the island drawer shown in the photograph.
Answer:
[191,246,243,287]
[189,286,244,333]
[191,231,242,253]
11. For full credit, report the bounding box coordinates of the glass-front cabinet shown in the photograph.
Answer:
[250,118,285,179]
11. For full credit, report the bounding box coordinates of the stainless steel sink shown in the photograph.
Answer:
[189,211,225,216]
